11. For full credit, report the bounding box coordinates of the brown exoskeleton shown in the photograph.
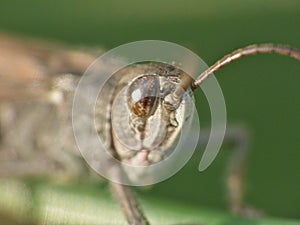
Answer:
[0,33,300,225]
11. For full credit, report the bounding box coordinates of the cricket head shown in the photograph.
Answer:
[108,63,195,166]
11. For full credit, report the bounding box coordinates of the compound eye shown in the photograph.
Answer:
[127,75,160,118]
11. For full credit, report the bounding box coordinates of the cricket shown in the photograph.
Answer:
[0,33,299,225]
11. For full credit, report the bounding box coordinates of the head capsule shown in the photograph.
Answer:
[106,63,194,166]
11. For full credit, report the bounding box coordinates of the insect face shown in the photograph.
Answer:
[104,63,194,166]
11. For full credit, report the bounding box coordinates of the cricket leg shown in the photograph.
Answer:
[198,125,263,217]
[110,181,150,225]
[101,156,149,225]
[222,125,254,216]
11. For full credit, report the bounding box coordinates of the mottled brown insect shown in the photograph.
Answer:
[0,33,300,225]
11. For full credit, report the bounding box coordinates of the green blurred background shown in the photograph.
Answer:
[0,0,299,221]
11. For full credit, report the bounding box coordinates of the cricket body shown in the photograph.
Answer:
[1,33,300,225]
[0,34,96,179]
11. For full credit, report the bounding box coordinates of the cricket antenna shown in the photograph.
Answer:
[192,44,300,89]
[164,44,300,111]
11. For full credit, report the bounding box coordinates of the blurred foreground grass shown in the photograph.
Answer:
[0,179,299,225]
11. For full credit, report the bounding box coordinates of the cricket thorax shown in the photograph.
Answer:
[96,62,194,167]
